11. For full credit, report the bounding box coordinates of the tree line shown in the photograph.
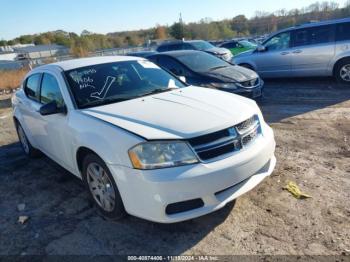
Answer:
[0,1,349,57]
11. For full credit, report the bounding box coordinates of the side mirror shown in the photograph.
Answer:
[39,101,67,116]
[179,76,186,83]
[257,45,266,52]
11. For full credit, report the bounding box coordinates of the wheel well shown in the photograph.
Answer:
[239,63,254,70]
[333,57,350,76]
[13,116,19,127]
[76,147,99,172]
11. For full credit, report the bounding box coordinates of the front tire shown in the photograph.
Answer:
[82,154,126,220]
[335,59,350,85]
[15,122,41,157]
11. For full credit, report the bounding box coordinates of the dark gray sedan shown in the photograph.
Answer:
[148,50,263,99]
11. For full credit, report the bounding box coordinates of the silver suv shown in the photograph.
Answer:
[233,18,350,84]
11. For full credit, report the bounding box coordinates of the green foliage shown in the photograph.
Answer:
[170,22,186,40]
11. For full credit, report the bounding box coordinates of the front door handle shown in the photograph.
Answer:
[281,51,289,55]
[293,50,302,54]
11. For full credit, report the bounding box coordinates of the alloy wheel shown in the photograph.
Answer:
[340,64,350,82]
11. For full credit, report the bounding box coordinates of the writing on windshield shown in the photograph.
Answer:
[65,60,185,108]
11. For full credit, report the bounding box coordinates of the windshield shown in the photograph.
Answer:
[238,40,257,48]
[190,40,215,50]
[65,60,185,109]
[176,52,230,72]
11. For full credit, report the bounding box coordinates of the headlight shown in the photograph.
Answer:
[236,78,260,89]
[211,82,237,89]
[226,53,233,59]
[128,141,198,170]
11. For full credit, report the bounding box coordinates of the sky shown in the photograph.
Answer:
[0,0,348,40]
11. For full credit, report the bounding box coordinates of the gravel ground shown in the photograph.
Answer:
[0,78,349,256]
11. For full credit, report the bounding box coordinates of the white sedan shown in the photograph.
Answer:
[12,56,276,223]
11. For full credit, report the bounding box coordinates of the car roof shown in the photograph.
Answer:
[149,50,205,57]
[185,40,206,43]
[221,40,238,44]
[34,56,141,71]
[157,39,208,46]
[127,51,157,55]
[273,17,350,35]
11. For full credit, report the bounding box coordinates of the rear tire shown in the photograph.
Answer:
[15,122,41,158]
[82,154,126,220]
[334,58,350,85]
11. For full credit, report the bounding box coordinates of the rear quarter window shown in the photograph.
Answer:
[293,25,334,47]
[157,45,168,52]
[309,25,334,45]
[167,44,182,51]
[336,22,350,41]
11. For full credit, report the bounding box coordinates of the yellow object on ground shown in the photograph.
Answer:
[283,181,312,199]
[18,216,29,224]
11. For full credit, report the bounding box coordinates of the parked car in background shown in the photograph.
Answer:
[148,50,263,98]
[219,40,257,56]
[209,40,226,46]
[156,40,233,61]
[12,56,276,223]
[233,18,350,84]
[126,51,157,58]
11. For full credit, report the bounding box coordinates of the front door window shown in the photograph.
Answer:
[264,32,291,51]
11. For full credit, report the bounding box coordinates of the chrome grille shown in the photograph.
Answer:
[242,126,258,146]
[188,115,260,161]
[236,116,258,134]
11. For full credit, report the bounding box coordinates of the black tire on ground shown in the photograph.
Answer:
[334,58,350,85]
[82,153,126,220]
[15,121,41,158]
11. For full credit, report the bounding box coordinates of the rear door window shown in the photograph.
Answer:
[336,22,350,41]
[156,56,189,76]
[292,25,334,47]
[157,45,168,52]
[293,29,309,47]
[222,42,237,48]
[24,74,41,101]
[182,43,194,50]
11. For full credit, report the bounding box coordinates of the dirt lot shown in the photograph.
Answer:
[0,78,349,256]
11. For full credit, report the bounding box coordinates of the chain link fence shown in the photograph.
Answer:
[0,46,152,71]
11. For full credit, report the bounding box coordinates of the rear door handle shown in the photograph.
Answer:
[293,50,302,54]
[281,51,289,55]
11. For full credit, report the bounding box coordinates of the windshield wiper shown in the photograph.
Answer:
[137,88,177,98]
[80,88,177,108]
[80,97,132,109]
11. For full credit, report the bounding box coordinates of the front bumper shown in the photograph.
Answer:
[219,79,264,99]
[109,124,275,223]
